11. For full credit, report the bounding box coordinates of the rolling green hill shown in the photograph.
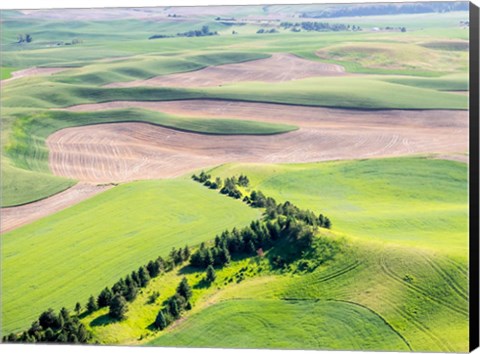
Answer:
[151,299,411,350]
[66,157,469,352]
[1,179,260,335]
[210,157,468,254]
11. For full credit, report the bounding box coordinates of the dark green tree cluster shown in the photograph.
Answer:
[177,25,218,37]
[220,176,242,198]
[238,174,250,187]
[256,28,278,34]
[191,171,211,183]
[192,171,246,198]
[265,201,332,229]
[154,278,192,330]
[149,26,218,40]
[17,34,32,43]
[190,211,316,269]
[190,239,231,268]
[244,190,276,208]
[279,21,354,32]
[169,245,191,267]
[3,308,90,344]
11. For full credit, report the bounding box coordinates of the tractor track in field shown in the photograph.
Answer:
[417,252,469,302]
[378,251,468,317]
[329,299,413,351]
[310,261,362,284]
[380,295,454,352]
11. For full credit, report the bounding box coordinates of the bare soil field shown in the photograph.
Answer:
[48,100,468,183]
[1,67,69,85]
[1,183,112,233]
[105,53,346,88]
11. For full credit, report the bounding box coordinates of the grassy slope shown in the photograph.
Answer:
[210,157,468,254]
[77,157,468,351]
[0,160,75,206]
[0,67,16,80]
[381,73,468,91]
[1,178,260,335]
[152,299,411,351]
[52,52,271,86]
[2,76,468,110]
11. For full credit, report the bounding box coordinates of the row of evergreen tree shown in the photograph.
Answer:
[193,172,331,229]
[279,21,361,32]
[4,245,191,344]
[3,307,90,344]
[88,245,191,320]
[191,171,250,198]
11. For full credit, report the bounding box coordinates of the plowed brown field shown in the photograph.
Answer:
[1,183,112,233]
[1,67,69,85]
[104,53,346,88]
[49,100,468,183]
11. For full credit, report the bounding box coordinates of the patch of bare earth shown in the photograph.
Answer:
[49,100,468,184]
[1,67,69,85]
[1,183,112,233]
[104,53,346,88]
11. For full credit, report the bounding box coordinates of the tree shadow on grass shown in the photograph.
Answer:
[193,278,211,290]
[178,265,202,275]
[90,314,117,327]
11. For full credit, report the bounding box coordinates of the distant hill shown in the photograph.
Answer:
[300,1,469,19]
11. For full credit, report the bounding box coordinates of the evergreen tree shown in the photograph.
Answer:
[248,240,256,254]
[124,283,138,302]
[68,333,79,343]
[131,271,140,287]
[147,260,161,277]
[39,308,59,329]
[324,217,332,229]
[205,265,216,283]
[182,245,191,260]
[87,295,98,313]
[74,302,82,315]
[177,277,192,301]
[205,248,214,266]
[138,266,150,287]
[44,328,55,342]
[109,294,128,320]
[97,287,113,308]
[168,297,181,319]
[219,246,231,265]
[154,310,168,330]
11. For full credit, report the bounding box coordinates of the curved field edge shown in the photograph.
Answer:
[1,67,17,80]
[148,299,412,351]
[1,108,296,206]
[51,52,272,86]
[2,76,468,110]
[0,161,75,207]
[1,178,261,335]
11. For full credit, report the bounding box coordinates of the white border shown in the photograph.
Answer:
[1,1,478,354]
